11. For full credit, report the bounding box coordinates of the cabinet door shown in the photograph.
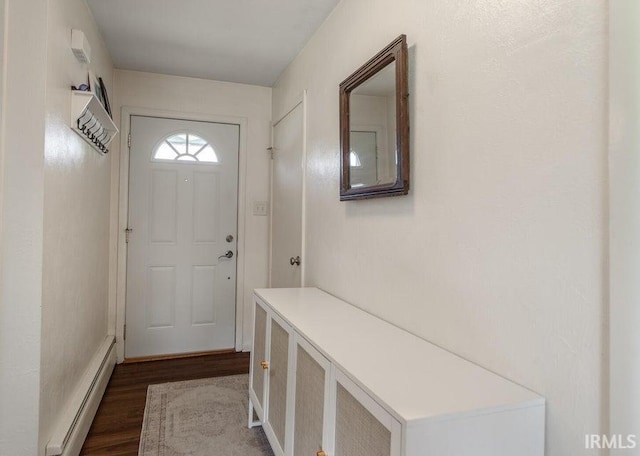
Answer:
[263,312,294,456]
[249,298,270,422]
[292,335,334,456]
[333,369,402,456]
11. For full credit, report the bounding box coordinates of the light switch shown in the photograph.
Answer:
[253,201,269,216]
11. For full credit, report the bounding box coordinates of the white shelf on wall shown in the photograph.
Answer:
[70,90,118,154]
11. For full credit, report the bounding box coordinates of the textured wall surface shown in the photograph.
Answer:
[610,1,640,453]
[273,0,608,454]
[113,70,272,353]
[39,0,115,451]
[0,0,48,454]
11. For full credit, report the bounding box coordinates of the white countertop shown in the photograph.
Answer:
[254,287,544,425]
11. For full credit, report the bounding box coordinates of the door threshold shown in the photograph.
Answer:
[124,348,236,364]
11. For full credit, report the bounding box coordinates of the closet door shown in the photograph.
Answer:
[263,312,294,455]
[293,336,334,456]
[249,299,270,422]
[333,369,402,456]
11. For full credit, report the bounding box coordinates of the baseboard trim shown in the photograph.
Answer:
[45,335,116,456]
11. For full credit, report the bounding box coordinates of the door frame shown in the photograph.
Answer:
[268,91,307,287]
[115,106,248,362]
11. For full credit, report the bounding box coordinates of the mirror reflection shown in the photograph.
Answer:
[349,62,397,189]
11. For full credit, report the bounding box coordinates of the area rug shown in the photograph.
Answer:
[139,374,273,456]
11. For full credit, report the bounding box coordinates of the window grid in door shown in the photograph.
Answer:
[152,132,219,163]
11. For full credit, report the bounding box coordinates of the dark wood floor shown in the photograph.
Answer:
[80,352,250,455]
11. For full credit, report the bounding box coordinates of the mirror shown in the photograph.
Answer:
[340,35,409,200]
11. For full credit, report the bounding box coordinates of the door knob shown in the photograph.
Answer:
[317,451,326,456]
[289,256,301,266]
[218,250,234,260]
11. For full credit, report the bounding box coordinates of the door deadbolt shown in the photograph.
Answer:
[289,256,301,266]
[226,234,234,243]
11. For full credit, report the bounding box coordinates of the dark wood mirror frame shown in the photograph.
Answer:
[339,34,409,201]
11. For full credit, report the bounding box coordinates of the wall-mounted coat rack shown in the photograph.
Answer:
[71,91,118,154]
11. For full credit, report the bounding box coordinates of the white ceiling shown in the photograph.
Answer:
[86,0,340,87]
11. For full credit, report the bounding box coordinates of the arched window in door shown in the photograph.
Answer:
[153,133,219,163]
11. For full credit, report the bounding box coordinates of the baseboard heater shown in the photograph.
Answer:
[46,335,116,456]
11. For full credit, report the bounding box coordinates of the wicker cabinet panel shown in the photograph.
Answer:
[267,319,290,448]
[293,343,326,455]
[335,383,392,456]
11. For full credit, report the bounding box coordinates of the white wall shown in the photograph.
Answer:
[610,1,640,453]
[0,0,4,144]
[113,70,272,353]
[0,0,48,454]
[0,0,115,453]
[38,0,115,451]
[0,0,4,240]
[273,0,607,454]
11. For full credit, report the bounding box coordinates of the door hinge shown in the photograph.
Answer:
[267,146,274,159]
[125,227,133,243]
[128,133,131,149]
[123,324,126,340]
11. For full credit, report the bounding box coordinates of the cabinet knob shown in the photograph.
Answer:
[261,361,269,370]
[317,452,326,456]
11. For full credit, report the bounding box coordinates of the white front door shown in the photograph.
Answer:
[271,103,303,288]
[125,115,239,358]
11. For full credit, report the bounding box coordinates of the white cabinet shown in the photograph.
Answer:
[290,336,401,456]
[333,368,402,456]
[292,336,334,456]
[248,300,295,455]
[249,300,268,421]
[250,288,545,456]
